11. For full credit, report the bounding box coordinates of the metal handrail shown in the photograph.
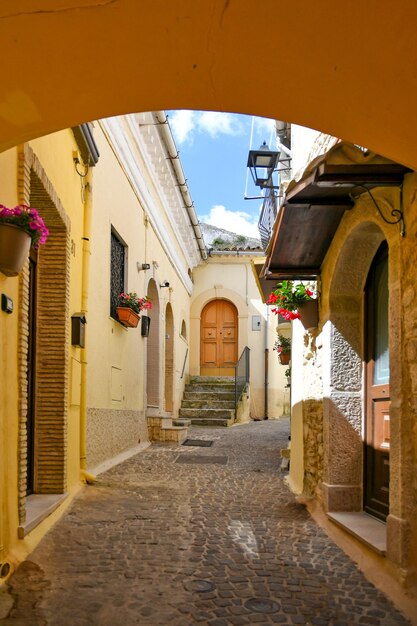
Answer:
[234,346,250,420]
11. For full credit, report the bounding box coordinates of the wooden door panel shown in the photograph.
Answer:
[203,327,217,340]
[202,342,217,365]
[201,299,238,372]
[364,244,390,521]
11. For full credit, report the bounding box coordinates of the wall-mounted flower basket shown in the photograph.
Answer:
[299,299,319,330]
[116,306,140,328]
[0,223,32,276]
[279,351,291,365]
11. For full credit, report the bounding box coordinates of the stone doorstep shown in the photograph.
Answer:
[327,511,387,555]
[18,493,68,539]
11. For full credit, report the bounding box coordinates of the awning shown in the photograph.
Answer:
[261,142,412,283]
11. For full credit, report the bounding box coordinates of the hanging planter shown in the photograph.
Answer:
[0,205,49,277]
[278,351,291,365]
[116,306,140,328]
[115,292,152,328]
[298,299,319,330]
[0,223,32,276]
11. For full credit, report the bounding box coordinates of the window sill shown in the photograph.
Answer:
[327,511,387,555]
[18,493,68,539]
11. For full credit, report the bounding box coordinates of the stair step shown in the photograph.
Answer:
[183,391,235,401]
[185,385,235,393]
[190,376,234,384]
[181,400,235,409]
[189,417,233,427]
[179,408,235,419]
[173,418,191,427]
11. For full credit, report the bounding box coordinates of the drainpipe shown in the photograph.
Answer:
[79,170,96,485]
[153,111,207,261]
[264,304,269,420]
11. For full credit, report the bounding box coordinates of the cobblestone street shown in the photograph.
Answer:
[0,420,410,626]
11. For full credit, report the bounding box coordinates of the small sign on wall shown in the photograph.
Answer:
[252,315,261,331]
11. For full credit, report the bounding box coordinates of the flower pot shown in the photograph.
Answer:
[116,306,140,328]
[279,351,291,365]
[0,223,32,276]
[299,299,319,330]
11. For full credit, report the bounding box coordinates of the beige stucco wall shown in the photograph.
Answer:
[86,122,192,468]
[190,255,289,419]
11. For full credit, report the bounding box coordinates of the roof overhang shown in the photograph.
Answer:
[260,143,412,286]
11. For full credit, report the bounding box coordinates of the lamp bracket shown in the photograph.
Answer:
[352,185,405,237]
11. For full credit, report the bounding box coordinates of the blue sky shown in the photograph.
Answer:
[167,111,276,238]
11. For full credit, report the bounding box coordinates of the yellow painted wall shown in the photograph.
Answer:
[0,148,20,568]
[0,130,85,569]
[0,2,416,172]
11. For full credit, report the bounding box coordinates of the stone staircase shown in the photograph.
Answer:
[178,376,236,427]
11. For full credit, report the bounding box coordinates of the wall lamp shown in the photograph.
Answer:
[160,281,170,288]
[137,262,151,271]
[247,141,280,189]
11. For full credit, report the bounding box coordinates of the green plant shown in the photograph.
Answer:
[267,280,315,320]
[0,204,49,248]
[273,334,291,354]
[284,367,291,387]
[117,292,152,314]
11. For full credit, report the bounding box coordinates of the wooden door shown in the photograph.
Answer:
[200,300,238,376]
[364,243,390,521]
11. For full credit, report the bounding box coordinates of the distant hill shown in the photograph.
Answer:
[200,223,262,251]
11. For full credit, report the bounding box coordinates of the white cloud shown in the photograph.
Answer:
[253,116,276,145]
[202,205,260,238]
[169,110,196,144]
[197,112,243,138]
[169,110,244,144]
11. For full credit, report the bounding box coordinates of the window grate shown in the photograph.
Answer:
[110,231,125,319]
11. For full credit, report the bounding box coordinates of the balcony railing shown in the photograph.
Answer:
[235,346,250,420]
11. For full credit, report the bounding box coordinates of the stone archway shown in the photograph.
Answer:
[146,279,160,409]
[1,3,417,168]
[323,221,387,514]
[164,303,174,413]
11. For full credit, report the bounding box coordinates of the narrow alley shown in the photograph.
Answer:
[0,421,409,626]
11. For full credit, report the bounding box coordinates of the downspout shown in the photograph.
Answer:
[264,304,269,420]
[79,170,96,484]
[153,111,207,261]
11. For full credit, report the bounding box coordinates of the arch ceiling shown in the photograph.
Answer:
[1,1,417,169]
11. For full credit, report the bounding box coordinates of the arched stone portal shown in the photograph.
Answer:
[164,303,174,413]
[324,221,386,513]
[0,2,417,168]
[146,279,160,409]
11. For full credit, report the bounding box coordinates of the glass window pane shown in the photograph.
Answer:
[374,256,389,385]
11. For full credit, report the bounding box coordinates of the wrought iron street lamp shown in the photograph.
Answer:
[247,142,280,189]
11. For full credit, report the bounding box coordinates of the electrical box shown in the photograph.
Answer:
[252,315,261,331]
[1,294,13,314]
[71,313,87,348]
[141,315,151,337]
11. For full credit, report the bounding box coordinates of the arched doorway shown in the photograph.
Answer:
[146,279,160,409]
[18,145,70,518]
[364,242,390,521]
[164,303,174,413]
[200,299,238,376]
[324,221,386,513]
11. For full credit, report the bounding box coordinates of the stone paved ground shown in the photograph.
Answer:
[0,420,410,626]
